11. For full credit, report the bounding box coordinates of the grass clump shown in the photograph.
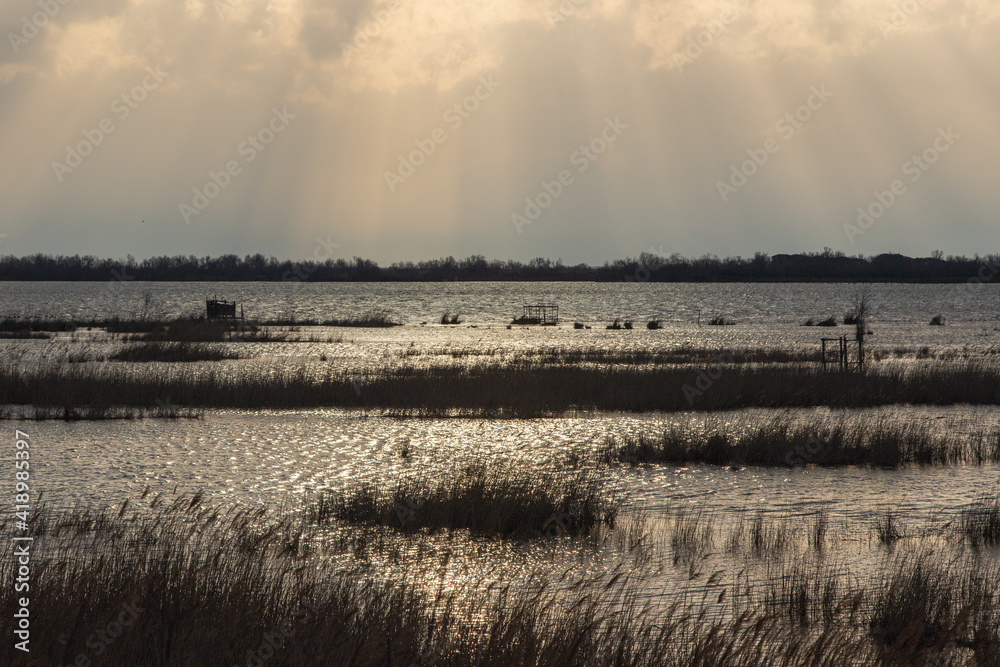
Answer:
[727,510,795,557]
[601,416,1000,468]
[669,511,714,567]
[14,357,1000,417]
[0,330,51,339]
[3,494,999,664]
[868,553,1000,660]
[135,318,233,342]
[959,495,1000,549]
[308,464,617,539]
[0,317,79,332]
[874,509,904,546]
[322,309,400,327]
[111,341,243,362]
[440,311,463,325]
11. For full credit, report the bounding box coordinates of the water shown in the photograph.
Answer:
[21,406,1000,524]
[4,281,1000,509]
[5,281,1000,622]
[3,280,999,334]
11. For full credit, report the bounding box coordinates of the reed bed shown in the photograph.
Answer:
[0,317,82,332]
[9,358,1000,418]
[960,495,1000,549]
[0,404,201,420]
[0,331,51,339]
[515,345,820,365]
[726,511,797,557]
[3,495,999,665]
[307,464,617,539]
[260,310,400,327]
[601,416,1000,468]
[110,341,244,362]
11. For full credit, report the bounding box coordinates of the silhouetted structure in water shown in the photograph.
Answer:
[821,336,861,372]
[513,304,558,325]
[206,297,243,322]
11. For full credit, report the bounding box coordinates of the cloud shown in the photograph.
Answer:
[0,0,998,262]
[629,0,1000,69]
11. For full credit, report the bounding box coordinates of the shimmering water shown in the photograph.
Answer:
[3,280,1000,336]
[5,281,1000,606]
[5,281,1000,510]
[23,406,1000,525]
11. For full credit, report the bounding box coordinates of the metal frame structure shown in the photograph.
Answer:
[821,335,861,371]
[206,297,244,322]
[513,304,559,325]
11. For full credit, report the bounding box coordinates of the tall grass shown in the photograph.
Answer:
[960,495,1000,549]
[727,510,796,557]
[868,553,1000,661]
[4,495,998,665]
[669,511,715,567]
[110,341,243,362]
[9,358,1000,417]
[515,345,820,365]
[874,508,904,545]
[308,464,617,539]
[0,331,51,339]
[601,416,1000,468]
[0,317,81,332]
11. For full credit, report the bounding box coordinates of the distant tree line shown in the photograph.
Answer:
[0,250,996,283]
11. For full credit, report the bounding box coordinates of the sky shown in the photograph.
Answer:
[1,0,998,265]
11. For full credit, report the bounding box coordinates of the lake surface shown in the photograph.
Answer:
[3,280,999,329]
[4,281,1000,513]
[6,281,1000,637]
[4,281,1000,360]
[19,405,1000,524]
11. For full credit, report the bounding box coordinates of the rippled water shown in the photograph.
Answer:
[24,406,1000,523]
[4,280,1000,332]
[6,281,1000,511]
[7,283,1000,644]
[7,281,1000,616]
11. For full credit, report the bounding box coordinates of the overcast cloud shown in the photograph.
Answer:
[1,0,998,263]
